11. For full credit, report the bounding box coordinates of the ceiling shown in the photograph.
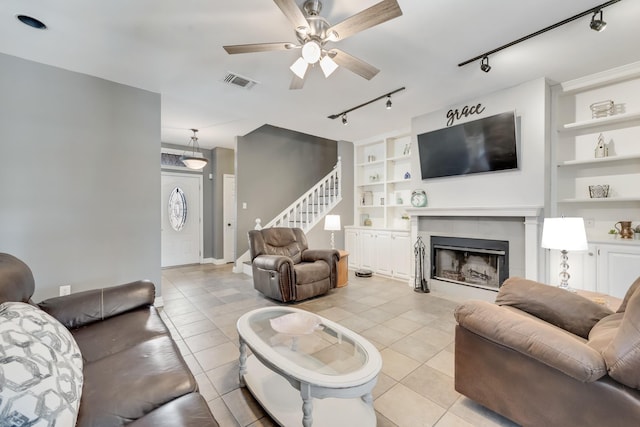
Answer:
[1,0,639,150]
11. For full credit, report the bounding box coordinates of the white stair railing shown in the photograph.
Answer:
[233,158,342,273]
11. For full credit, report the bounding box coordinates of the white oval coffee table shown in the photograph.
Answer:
[236,307,382,427]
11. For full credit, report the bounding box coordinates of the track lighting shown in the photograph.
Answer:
[328,87,405,122]
[458,0,619,70]
[480,56,491,73]
[590,10,607,31]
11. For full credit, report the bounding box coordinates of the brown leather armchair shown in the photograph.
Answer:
[248,227,339,303]
[454,276,640,427]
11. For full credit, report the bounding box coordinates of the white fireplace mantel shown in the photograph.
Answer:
[408,206,544,282]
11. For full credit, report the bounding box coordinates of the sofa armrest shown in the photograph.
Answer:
[301,249,339,264]
[38,280,155,329]
[495,277,613,338]
[455,300,607,382]
[253,255,294,272]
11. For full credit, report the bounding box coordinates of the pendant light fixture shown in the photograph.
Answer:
[180,129,208,170]
[386,95,392,109]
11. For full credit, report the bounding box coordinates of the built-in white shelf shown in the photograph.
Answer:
[560,111,640,132]
[558,197,640,203]
[557,153,640,167]
[356,160,384,167]
[387,155,411,162]
[386,179,412,184]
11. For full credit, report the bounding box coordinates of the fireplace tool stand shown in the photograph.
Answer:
[414,236,430,293]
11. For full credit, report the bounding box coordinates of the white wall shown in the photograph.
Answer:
[0,53,161,301]
[410,78,549,208]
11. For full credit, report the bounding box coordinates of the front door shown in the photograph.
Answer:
[161,172,202,267]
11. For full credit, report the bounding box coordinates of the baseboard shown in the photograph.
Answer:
[202,257,228,265]
[154,296,164,308]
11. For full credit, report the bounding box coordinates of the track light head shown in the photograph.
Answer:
[480,56,491,73]
[590,10,607,32]
[341,113,348,125]
[386,96,392,110]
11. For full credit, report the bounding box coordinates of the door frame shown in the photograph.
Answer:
[223,174,236,263]
[161,171,204,266]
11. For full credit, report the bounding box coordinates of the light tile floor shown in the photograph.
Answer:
[160,264,519,427]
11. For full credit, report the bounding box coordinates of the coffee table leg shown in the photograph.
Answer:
[238,337,247,387]
[300,383,313,427]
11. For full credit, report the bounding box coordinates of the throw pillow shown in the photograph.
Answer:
[0,302,83,426]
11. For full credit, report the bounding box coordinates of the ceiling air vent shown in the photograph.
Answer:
[222,72,259,90]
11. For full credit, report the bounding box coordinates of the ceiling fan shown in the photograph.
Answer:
[223,0,403,89]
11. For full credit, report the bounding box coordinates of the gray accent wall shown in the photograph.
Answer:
[236,125,339,255]
[212,147,235,260]
[0,53,161,301]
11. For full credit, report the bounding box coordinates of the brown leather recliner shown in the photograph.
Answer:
[454,276,640,427]
[248,227,339,303]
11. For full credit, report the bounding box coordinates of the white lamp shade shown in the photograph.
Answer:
[324,215,341,231]
[320,55,338,77]
[541,217,588,251]
[301,41,321,64]
[180,155,208,170]
[290,57,308,79]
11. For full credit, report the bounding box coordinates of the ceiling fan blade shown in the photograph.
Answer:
[330,49,380,80]
[223,42,295,54]
[273,0,309,30]
[327,0,402,41]
[290,74,306,90]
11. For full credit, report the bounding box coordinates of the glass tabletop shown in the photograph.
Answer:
[244,308,369,377]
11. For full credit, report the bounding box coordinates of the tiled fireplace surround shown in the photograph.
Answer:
[407,207,543,300]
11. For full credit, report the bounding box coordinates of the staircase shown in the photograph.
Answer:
[234,158,342,274]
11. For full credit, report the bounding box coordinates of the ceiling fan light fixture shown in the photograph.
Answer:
[341,113,348,125]
[590,10,607,32]
[180,129,208,170]
[386,95,392,110]
[290,57,309,79]
[301,41,322,64]
[320,55,338,77]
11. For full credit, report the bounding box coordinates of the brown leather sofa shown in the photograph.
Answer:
[0,253,219,427]
[248,227,339,303]
[454,276,640,427]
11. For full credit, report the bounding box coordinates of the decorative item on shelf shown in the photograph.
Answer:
[411,189,428,207]
[364,217,372,227]
[396,196,403,205]
[367,155,376,163]
[590,100,614,119]
[404,171,411,179]
[403,143,411,156]
[369,173,379,182]
[634,225,640,240]
[380,197,385,206]
[413,236,429,293]
[541,217,588,291]
[362,191,373,206]
[594,133,609,158]
[360,213,370,226]
[608,229,618,238]
[615,221,634,239]
[588,184,609,198]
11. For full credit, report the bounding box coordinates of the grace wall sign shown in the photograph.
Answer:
[446,103,485,126]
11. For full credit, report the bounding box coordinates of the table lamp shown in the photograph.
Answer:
[541,217,588,291]
[324,215,341,249]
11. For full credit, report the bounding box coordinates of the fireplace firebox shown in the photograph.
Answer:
[431,236,509,291]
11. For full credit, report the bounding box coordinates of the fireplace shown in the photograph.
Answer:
[431,236,509,291]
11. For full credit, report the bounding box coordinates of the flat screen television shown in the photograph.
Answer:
[417,111,518,179]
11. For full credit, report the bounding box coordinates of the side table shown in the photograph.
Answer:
[337,250,349,288]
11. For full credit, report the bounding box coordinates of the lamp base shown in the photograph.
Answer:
[557,249,577,292]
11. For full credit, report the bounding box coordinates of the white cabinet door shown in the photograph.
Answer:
[345,229,360,268]
[360,230,376,270]
[596,244,640,298]
[391,232,411,280]
[375,232,393,276]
